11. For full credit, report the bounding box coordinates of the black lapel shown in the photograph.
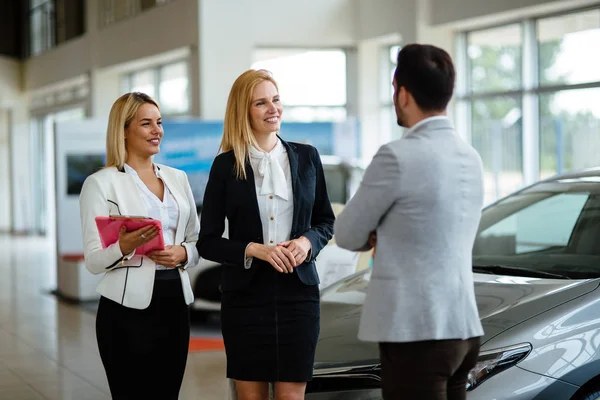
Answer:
[243,159,264,238]
[280,137,300,232]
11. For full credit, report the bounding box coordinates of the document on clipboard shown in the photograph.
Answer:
[94,215,165,255]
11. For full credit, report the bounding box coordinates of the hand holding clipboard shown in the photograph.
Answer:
[95,216,165,255]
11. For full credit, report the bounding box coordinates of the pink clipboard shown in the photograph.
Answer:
[94,216,165,255]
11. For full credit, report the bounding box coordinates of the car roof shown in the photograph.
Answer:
[542,167,600,183]
[484,166,600,209]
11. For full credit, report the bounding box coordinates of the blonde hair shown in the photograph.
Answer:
[105,92,159,169]
[220,69,279,180]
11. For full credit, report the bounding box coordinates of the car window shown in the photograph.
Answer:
[323,167,346,204]
[475,193,589,255]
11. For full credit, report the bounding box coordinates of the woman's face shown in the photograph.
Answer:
[125,103,163,159]
[249,81,283,136]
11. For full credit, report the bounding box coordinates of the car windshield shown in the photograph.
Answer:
[472,177,600,279]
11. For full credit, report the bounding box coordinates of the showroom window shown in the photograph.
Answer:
[380,45,404,142]
[122,60,190,116]
[456,7,600,204]
[99,0,176,28]
[251,49,347,122]
[29,0,55,56]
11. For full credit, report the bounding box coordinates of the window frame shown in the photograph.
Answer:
[455,5,600,204]
[380,45,403,142]
[29,0,55,56]
[250,48,350,123]
[121,59,191,117]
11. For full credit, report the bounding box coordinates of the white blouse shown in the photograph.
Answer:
[124,164,179,270]
[244,139,294,269]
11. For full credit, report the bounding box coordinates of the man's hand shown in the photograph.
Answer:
[278,236,312,266]
[368,231,377,249]
[146,245,188,268]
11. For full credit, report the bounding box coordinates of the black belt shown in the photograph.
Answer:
[155,269,180,280]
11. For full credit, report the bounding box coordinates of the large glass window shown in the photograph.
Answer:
[29,0,55,56]
[99,0,176,28]
[380,45,405,142]
[471,97,524,203]
[123,60,190,116]
[458,6,600,205]
[159,61,189,115]
[538,9,600,86]
[130,69,156,99]
[468,24,523,93]
[540,88,600,178]
[251,49,347,122]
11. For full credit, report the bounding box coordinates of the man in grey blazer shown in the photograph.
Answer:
[335,44,484,400]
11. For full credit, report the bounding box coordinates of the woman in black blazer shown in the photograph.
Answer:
[197,69,335,400]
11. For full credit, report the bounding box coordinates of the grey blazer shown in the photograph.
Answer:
[335,117,485,343]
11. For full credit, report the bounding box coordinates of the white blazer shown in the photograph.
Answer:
[79,164,200,309]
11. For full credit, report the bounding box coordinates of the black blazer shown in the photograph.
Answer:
[196,139,335,292]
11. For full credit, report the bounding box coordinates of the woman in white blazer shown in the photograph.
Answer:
[79,92,200,400]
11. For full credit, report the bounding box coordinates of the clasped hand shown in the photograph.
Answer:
[146,245,187,268]
[247,237,312,273]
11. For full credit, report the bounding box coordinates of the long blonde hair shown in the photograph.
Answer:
[220,69,279,180]
[105,92,159,169]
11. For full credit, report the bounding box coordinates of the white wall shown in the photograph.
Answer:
[54,118,106,255]
[431,0,599,26]
[0,56,21,107]
[198,0,356,119]
[0,110,10,231]
[24,37,90,91]
[357,38,385,162]
[10,119,32,234]
[91,0,199,69]
[89,69,122,119]
[355,0,418,43]
[0,56,30,233]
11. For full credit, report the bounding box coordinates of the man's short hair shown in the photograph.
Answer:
[394,44,455,112]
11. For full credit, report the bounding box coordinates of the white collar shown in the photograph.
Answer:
[249,139,289,201]
[403,115,450,137]
[123,163,160,178]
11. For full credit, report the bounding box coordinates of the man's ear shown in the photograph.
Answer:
[399,86,409,108]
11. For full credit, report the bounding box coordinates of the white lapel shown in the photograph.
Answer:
[158,166,185,212]
[156,165,189,242]
[109,168,148,216]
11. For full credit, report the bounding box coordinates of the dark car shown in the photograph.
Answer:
[307,167,600,399]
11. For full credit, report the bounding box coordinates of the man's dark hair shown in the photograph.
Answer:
[394,44,455,111]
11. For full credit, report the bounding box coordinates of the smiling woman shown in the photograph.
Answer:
[78,92,201,400]
[197,69,335,400]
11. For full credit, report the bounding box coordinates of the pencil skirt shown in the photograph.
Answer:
[96,269,190,400]
[221,265,320,382]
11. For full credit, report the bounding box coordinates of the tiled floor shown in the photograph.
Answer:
[0,235,229,400]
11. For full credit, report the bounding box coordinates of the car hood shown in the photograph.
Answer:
[314,269,598,367]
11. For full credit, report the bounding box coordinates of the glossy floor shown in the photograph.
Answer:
[0,235,228,400]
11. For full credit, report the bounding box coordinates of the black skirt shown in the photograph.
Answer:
[221,263,320,382]
[96,269,190,400]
